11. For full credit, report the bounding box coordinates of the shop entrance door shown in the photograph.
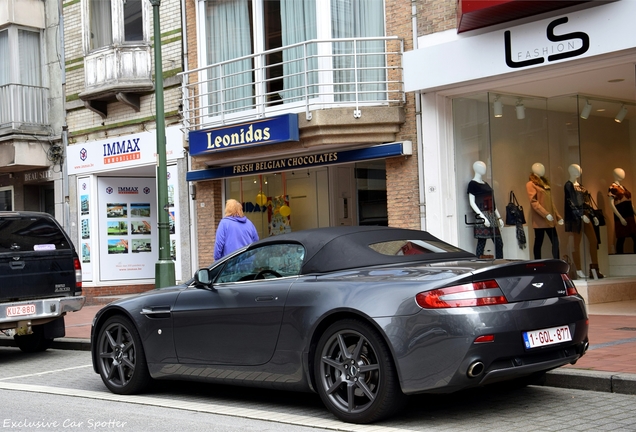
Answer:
[331,166,356,226]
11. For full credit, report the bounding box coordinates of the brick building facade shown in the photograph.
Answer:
[182,0,426,268]
[62,0,191,302]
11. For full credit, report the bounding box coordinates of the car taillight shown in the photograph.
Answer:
[74,257,82,289]
[415,280,508,308]
[561,274,578,296]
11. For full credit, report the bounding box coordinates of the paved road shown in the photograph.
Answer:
[1,347,635,431]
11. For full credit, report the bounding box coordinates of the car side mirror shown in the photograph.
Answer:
[195,268,212,286]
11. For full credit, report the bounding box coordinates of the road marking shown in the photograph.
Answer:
[0,381,413,432]
[0,364,93,381]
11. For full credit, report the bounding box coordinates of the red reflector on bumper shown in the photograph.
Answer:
[474,335,495,344]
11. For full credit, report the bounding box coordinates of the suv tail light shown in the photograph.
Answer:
[74,257,82,290]
[561,274,578,296]
[416,280,508,308]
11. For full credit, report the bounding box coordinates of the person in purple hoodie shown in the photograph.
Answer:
[214,199,259,260]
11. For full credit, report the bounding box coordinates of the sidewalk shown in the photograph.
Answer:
[3,298,636,394]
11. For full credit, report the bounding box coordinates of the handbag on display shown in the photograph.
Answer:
[588,194,606,226]
[505,191,526,226]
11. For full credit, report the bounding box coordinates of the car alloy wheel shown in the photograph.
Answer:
[96,315,150,394]
[314,319,405,423]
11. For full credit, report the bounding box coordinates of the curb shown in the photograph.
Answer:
[545,368,636,395]
[0,337,91,352]
[52,337,92,351]
[2,337,636,396]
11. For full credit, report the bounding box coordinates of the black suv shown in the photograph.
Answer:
[0,211,85,352]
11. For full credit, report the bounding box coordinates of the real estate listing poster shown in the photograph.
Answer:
[97,177,157,281]
[77,177,93,281]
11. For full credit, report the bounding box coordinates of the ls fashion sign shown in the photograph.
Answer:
[504,17,588,69]
[188,114,299,156]
[404,1,636,92]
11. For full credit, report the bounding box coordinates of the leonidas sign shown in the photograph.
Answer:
[404,1,636,92]
[188,114,299,156]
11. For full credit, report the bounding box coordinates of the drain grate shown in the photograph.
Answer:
[615,327,636,331]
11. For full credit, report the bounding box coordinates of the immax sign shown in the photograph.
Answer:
[66,127,184,175]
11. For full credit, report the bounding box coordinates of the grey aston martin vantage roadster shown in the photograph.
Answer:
[91,226,589,424]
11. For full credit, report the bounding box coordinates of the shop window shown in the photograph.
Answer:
[453,93,636,279]
[356,161,387,226]
[0,187,14,211]
[225,168,333,236]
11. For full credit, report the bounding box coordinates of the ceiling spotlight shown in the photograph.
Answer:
[493,96,503,118]
[516,99,525,120]
[615,105,628,123]
[580,100,592,120]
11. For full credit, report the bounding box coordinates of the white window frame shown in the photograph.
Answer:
[194,0,387,124]
[81,0,151,54]
[0,26,44,87]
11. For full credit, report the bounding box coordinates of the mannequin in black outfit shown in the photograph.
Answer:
[467,161,504,259]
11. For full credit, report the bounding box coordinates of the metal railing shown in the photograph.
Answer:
[179,36,404,132]
[0,84,50,131]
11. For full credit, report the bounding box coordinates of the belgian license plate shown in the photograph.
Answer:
[6,304,36,317]
[523,325,572,349]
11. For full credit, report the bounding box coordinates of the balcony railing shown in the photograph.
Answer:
[179,36,404,132]
[0,84,49,133]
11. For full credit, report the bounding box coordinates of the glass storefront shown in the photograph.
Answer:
[453,92,636,279]
[224,161,387,237]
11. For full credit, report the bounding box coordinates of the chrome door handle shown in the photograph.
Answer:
[255,296,277,302]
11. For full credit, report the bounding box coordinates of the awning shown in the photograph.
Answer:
[186,141,412,182]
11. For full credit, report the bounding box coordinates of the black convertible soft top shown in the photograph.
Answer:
[251,226,476,274]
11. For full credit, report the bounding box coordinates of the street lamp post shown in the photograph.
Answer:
[150,0,175,288]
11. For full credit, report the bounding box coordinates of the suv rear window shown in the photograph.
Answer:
[0,216,71,252]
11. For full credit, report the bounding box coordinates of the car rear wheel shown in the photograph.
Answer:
[96,315,151,394]
[314,319,406,424]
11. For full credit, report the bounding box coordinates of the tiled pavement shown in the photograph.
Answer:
[565,313,636,375]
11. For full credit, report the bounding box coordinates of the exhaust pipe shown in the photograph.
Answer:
[584,341,589,352]
[467,361,484,378]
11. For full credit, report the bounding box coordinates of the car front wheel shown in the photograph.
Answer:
[314,319,406,424]
[96,315,151,394]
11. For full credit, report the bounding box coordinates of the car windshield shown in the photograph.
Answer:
[0,216,71,252]
[368,239,464,256]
